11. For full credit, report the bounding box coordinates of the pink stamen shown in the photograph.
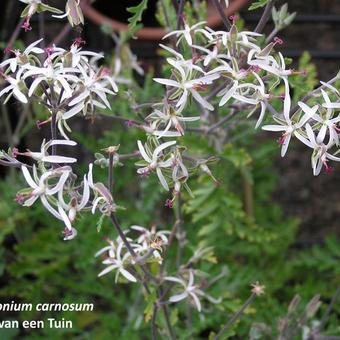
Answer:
[277,135,286,145]
[273,37,283,46]
[21,18,32,32]
[14,193,25,204]
[229,15,236,25]
[125,120,136,127]
[36,118,51,130]
[4,47,14,55]
[73,37,86,47]
[165,198,174,209]
[12,147,19,158]
[323,160,333,174]
[44,47,53,57]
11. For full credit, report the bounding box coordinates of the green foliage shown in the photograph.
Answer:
[272,4,296,30]
[249,0,270,11]
[127,0,148,35]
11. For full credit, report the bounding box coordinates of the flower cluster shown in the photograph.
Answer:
[0,34,125,239]
[262,83,340,175]
[96,225,170,282]
[135,16,340,196]
[1,39,117,139]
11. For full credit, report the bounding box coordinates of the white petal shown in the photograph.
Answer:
[169,292,188,302]
[137,140,152,163]
[42,155,77,163]
[156,168,169,191]
[119,268,137,282]
[98,265,117,277]
[21,166,38,189]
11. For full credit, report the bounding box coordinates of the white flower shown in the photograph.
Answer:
[0,39,44,73]
[87,164,116,214]
[159,44,205,74]
[143,121,182,139]
[296,123,340,175]
[164,271,204,312]
[95,238,116,258]
[312,90,340,145]
[0,68,28,103]
[21,165,70,211]
[248,51,292,79]
[67,65,118,110]
[98,242,137,283]
[15,139,77,163]
[210,29,262,51]
[24,62,79,99]
[131,225,170,246]
[192,43,230,66]
[209,62,249,106]
[50,42,103,68]
[137,140,176,191]
[146,104,200,137]
[58,174,90,222]
[162,21,210,46]
[262,81,317,157]
[154,62,219,111]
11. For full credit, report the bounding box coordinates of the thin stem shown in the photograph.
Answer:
[100,113,143,127]
[119,151,141,161]
[108,153,114,194]
[158,287,176,340]
[212,0,232,31]
[254,0,277,33]
[160,219,178,274]
[48,24,72,47]
[109,213,152,294]
[242,174,253,218]
[151,304,159,340]
[206,110,235,134]
[110,214,138,258]
[176,0,185,30]
[318,286,340,332]
[265,27,279,44]
[214,293,257,340]
[175,195,184,267]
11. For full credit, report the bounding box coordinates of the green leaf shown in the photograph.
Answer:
[249,0,270,11]
[127,0,148,33]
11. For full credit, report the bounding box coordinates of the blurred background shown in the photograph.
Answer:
[0,0,339,339]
